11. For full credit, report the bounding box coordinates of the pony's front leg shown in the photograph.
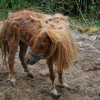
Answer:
[8,43,18,87]
[47,58,60,98]
[19,42,35,78]
[58,71,71,90]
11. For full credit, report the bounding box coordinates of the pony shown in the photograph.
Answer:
[0,10,79,98]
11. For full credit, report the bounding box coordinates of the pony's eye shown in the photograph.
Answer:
[40,45,45,49]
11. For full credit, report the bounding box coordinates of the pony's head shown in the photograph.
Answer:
[25,14,79,72]
[25,27,61,65]
[25,32,51,65]
[25,15,61,65]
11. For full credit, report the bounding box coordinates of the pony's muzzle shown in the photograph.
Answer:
[25,57,39,65]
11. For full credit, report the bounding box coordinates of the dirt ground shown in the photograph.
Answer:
[0,29,100,100]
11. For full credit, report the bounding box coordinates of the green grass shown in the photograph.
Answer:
[0,6,100,33]
[68,17,100,31]
[0,6,45,21]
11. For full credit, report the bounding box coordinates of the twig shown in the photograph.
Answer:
[75,0,88,24]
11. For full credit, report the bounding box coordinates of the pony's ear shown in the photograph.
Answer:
[30,15,41,22]
[30,15,44,29]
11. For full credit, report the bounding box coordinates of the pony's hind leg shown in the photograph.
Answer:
[8,41,19,87]
[19,41,35,78]
[47,58,60,98]
[58,71,71,90]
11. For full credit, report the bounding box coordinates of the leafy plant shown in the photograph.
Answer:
[0,0,100,30]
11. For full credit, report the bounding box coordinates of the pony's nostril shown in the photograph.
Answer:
[25,57,30,63]
[27,59,30,62]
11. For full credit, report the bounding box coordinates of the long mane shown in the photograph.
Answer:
[30,13,80,72]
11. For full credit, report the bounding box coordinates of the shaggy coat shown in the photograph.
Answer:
[0,10,79,71]
[0,10,79,98]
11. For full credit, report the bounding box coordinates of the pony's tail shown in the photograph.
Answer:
[0,21,8,68]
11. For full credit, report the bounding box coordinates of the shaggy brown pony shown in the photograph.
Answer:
[0,10,79,98]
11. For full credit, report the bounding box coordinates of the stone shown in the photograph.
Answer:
[39,69,49,76]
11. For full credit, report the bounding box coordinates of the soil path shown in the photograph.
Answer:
[0,28,100,100]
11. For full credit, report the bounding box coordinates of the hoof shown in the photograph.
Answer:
[11,81,17,88]
[61,83,71,90]
[27,73,36,78]
[52,94,61,98]
[67,86,71,90]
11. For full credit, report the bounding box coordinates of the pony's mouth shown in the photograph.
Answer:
[25,57,39,65]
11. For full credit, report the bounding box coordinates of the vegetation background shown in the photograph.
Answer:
[0,0,100,30]
[0,1,100,100]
